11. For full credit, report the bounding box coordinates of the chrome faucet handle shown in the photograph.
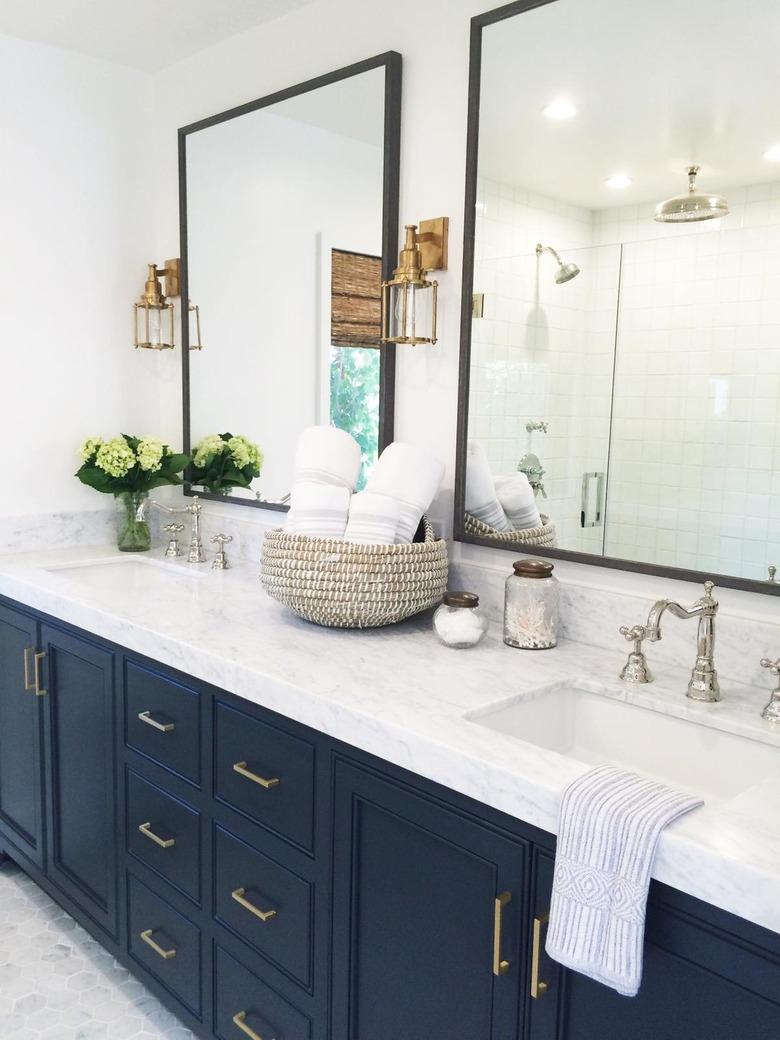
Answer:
[163,523,184,559]
[619,624,653,684]
[760,658,780,723]
[211,533,233,571]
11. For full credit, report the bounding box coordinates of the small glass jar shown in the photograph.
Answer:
[433,591,488,649]
[504,559,559,650]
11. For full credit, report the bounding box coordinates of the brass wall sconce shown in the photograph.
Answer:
[134,259,204,351]
[381,216,448,346]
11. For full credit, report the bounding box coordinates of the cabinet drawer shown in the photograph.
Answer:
[215,702,315,852]
[126,769,201,904]
[215,945,311,1040]
[214,825,313,988]
[128,874,202,1018]
[125,660,200,785]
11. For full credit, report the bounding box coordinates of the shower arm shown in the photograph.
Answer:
[535,243,563,265]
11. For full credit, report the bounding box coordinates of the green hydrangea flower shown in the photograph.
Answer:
[79,437,103,463]
[95,437,136,478]
[137,437,165,473]
[227,434,262,471]
[193,434,227,468]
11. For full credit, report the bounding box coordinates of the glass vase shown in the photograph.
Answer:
[115,491,151,552]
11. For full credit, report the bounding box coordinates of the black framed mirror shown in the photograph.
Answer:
[455,0,780,595]
[179,52,401,510]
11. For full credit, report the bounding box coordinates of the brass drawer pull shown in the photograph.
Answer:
[231,887,277,922]
[33,651,47,697]
[233,761,280,789]
[232,1011,265,1040]
[530,912,550,998]
[492,891,512,976]
[140,928,176,960]
[139,821,175,849]
[138,710,175,733]
[23,647,36,691]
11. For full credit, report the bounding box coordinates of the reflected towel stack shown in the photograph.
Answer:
[495,472,541,530]
[465,442,511,530]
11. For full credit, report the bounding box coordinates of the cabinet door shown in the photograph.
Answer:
[41,624,118,936]
[529,847,780,1040]
[332,760,527,1040]
[0,603,44,867]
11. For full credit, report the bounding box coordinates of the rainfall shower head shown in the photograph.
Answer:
[536,243,581,284]
[654,165,729,223]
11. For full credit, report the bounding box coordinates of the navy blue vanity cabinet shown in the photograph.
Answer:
[40,623,119,937]
[0,602,44,868]
[527,846,780,1040]
[331,758,529,1040]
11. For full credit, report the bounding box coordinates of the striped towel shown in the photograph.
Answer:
[343,492,400,545]
[546,765,703,997]
[286,482,350,539]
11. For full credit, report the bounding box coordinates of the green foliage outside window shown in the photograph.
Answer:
[329,345,380,489]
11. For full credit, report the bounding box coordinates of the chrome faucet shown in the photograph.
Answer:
[759,658,780,722]
[644,580,720,702]
[150,496,206,564]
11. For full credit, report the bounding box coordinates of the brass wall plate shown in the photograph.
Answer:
[418,217,449,272]
[472,292,485,318]
[164,258,181,297]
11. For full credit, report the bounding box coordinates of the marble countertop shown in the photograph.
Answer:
[1,545,779,935]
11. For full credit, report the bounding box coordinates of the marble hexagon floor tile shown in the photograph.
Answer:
[0,860,197,1040]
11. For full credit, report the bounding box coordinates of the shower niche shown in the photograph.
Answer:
[456,0,780,591]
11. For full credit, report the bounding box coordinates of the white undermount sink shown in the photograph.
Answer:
[470,685,780,801]
[45,555,208,593]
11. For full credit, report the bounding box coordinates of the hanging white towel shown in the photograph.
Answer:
[495,472,542,530]
[546,765,702,997]
[286,481,350,539]
[343,491,400,545]
[365,442,445,543]
[293,425,362,492]
[464,442,511,531]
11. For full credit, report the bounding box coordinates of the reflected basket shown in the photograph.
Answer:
[464,513,557,548]
[261,517,448,629]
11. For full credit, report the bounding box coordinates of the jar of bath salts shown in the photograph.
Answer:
[433,592,488,649]
[504,559,559,650]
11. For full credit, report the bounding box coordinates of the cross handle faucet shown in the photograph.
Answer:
[760,658,780,723]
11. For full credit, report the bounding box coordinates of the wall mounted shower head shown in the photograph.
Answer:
[536,243,581,283]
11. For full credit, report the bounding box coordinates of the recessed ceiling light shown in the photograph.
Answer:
[605,173,633,189]
[542,98,577,120]
[764,144,780,161]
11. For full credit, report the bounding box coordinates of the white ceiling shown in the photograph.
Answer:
[0,0,314,71]
[479,0,780,210]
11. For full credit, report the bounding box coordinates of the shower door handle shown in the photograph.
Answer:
[580,472,605,528]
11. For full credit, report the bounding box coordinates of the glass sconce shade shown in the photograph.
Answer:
[382,277,438,345]
[134,301,175,350]
[188,302,204,351]
[381,224,440,345]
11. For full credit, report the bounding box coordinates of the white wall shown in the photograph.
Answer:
[0,35,156,517]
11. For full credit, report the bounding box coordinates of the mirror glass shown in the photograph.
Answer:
[460,0,780,586]
[183,61,396,505]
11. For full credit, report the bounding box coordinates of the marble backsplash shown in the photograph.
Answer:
[4,503,779,694]
[0,509,114,555]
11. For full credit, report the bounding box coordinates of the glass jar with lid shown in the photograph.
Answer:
[503,559,559,650]
[433,591,488,648]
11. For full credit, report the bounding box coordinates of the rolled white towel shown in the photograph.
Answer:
[465,442,511,531]
[286,481,350,539]
[343,491,400,545]
[365,442,445,543]
[293,425,362,492]
[495,472,542,530]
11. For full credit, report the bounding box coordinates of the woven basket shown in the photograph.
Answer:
[261,517,448,629]
[465,512,557,548]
